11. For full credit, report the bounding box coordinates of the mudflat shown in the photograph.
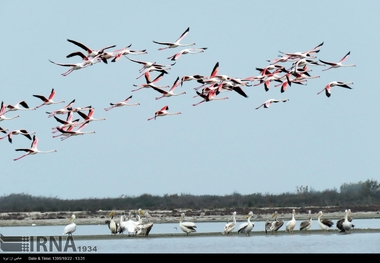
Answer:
[0,208,379,227]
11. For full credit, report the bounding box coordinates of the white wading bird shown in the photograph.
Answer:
[63,214,76,236]
[179,213,196,235]
[237,211,254,236]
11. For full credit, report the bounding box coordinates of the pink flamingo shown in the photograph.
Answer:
[317,81,353,98]
[193,62,220,90]
[110,45,148,63]
[147,105,181,121]
[255,98,289,110]
[127,57,175,73]
[76,108,106,123]
[5,100,35,113]
[167,47,207,61]
[51,112,81,134]
[33,88,65,109]
[218,81,248,98]
[153,27,195,50]
[46,99,75,118]
[150,76,186,100]
[0,127,8,134]
[319,51,356,71]
[0,129,36,144]
[67,39,116,58]
[104,95,140,111]
[193,88,228,107]
[65,51,102,65]
[180,74,204,86]
[278,41,324,59]
[132,71,169,92]
[49,59,96,76]
[53,121,95,141]
[0,101,19,121]
[14,135,57,161]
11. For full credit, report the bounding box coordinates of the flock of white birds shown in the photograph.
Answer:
[62,209,355,236]
[1,27,355,162]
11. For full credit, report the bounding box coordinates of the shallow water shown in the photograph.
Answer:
[1,219,379,253]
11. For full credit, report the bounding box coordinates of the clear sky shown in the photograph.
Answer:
[1,1,379,200]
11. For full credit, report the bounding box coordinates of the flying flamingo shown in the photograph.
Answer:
[4,100,35,113]
[51,112,81,134]
[278,41,324,59]
[317,81,353,98]
[218,81,248,98]
[180,74,204,86]
[14,135,57,161]
[132,71,169,92]
[104,95,140,111]
[33,88,65,109]
[65,51,102,66]
[0,129,36,144]
[46,99,75,118]
[153,27,195,50]
[147,105,181,121]
[193,88,228,107]
[255,98,290,110]
[193,62,220,90]
[0,127,8,134]
[53,121,95,141]
[167,47,208,61]
[319,51,356,71]
[76,108,106,123]
[150,76,186,100]
[127,57,175,73]
[49,58,96,76]
[135,64,172,80]
[0,101,19,121]
[67,39,116,58]
[109,45,148,63]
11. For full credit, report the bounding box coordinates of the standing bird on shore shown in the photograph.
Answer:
[63,214,76,236]
[337,209,354,233]
[222,211,237,235]
[336,210,353,232]
[299,210,312,232]
[286,209,296,233]
[136,209,154,236]
[317,211,334,232]
[266,211,284,234]
[153,27,195,51]
[270,211,284,233]
[179,213,197,235]
[106,211,119,234]
[237,211,254,236]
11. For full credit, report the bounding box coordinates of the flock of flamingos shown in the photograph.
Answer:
[1,27,355,161]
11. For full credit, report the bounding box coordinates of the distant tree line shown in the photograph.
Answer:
[1,179,379,212]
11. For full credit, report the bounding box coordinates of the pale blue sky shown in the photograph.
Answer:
[1,1,379,199]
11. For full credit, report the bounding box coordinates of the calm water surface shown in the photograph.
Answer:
[1,219,379,253]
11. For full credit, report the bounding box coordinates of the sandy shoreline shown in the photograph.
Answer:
[1,209,379,227]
